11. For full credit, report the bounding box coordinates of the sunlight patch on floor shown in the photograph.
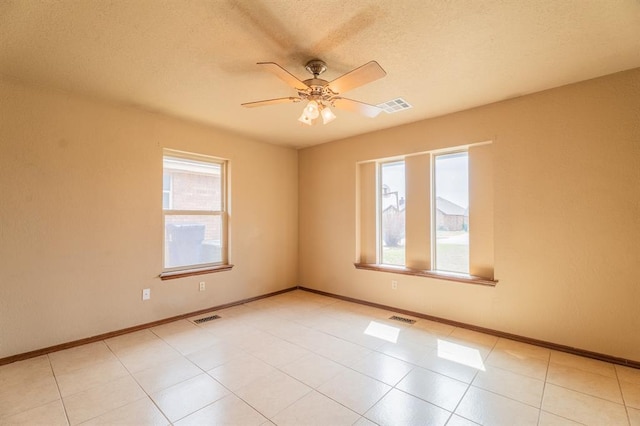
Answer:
[437,339,485,370]
[364,321,400,343]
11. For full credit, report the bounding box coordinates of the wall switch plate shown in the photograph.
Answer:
[142,288,151,300]
[391,280,398,290]
[199,281,206,291]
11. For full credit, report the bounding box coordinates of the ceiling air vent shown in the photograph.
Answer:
[389,315,416,324]
[377,98,412,114]
[192,315,221,324]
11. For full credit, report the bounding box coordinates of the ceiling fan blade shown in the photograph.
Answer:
[241,97,301,108]
[327,61,386,94]
[258,62,309,90]
[332,97,383,118]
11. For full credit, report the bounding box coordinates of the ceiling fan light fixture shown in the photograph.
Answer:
[298,112,312,125]
[243,59,388,127]
[304,100,320,119]
[321,105,336,124]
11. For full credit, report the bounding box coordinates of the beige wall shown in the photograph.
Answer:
[0,78,299,359]
[2,69,638,362]
[299,69,640,361]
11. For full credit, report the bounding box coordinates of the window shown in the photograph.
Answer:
[433,151,469,274]
[357,143,495,285]
[379,161,405,266]
[162,151,227,273]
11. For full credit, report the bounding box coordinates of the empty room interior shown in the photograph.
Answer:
[1,1,639,425]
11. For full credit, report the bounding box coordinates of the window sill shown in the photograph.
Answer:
[353,263,497,286]
[160,264,234,280]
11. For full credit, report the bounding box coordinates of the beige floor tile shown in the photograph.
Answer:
[338,323,393,351]
[317,369,391,414]
[313,336,371,366]
[456,386,539,426]
[5,291,636,426]
[618,364,640,385]
[279,353,347,388]
[186,340,245,371]
[133,356,202,394]
[55,358,130,397]
[234,370,312,418]
[0,355,53,384]
[621,379,640,409]
[485,347,549,380]
[412,318,456,337]
[165,330,221,356]
[448,328,498,354]
[377,339,432,365]
[353,416,378,426]
[417,348,481,383]
[259,319,312,341]
[396,366,468,411]
[207,354,276,391]
[271,390,360,426]
[174,394,267,426]
[493,337,551,361]
[223,303,261,316]
[49,342,118,375]
[396,327,440,348]
[445,414,479,425]
[150,373,229,422]
[0,359,60,419]
[629,406,640,426]
[472,365,545,407]
[0,399,67,425]
[197,318,255,340]
[350,351,414,386]
[364,388,450,426]
[104,329,161,353]
[63,375,146,425]
[538,410,583,425]
[223,329,282,352]
[541,383,628,425]
[547,363,623,403]
[250,339,310,367]
[109,338,182,373]
[151,319,200,337]
[152,321,220,355]
[550,351,617,378]
[285,328,337,352]
[80,397,169,425]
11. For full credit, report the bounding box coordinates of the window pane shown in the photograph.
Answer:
[381,161,405,266]
[434,152,469,273]
[163,157,221,211]
[164,215,222,268]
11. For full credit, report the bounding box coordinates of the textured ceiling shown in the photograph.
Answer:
[1,0,639,148]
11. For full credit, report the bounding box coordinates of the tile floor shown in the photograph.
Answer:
[1,289,639,425]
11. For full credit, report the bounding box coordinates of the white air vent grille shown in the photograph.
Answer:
[378,98,412,114]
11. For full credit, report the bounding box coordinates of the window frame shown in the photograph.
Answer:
[377,159,406,267]
[355,143,496,286]
[431,149,470,275]
[161,150,230,277]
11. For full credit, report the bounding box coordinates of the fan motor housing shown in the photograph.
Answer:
[305,59,327,77]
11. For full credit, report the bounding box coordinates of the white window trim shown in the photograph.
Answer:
[162,150,229,274]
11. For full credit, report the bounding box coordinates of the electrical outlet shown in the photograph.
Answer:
[142,288,151,300]
[391,280,398,290]
[199,281,206,292]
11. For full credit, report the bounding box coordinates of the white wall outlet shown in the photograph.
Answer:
[199,281,206,291]
[391,280,398,290]
[142,288,151,300]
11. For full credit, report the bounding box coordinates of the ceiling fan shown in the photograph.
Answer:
[241,59,387,125]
